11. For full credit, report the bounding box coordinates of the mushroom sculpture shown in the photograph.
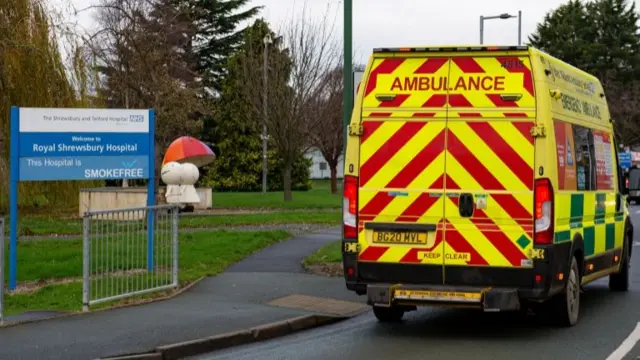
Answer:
[162,136,216,168]
[161,162,201,205]
[161,136,216,207]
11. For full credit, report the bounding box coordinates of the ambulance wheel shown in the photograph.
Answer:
[610,234,630,292]
[550,256,580,327]
[372,305,405,322]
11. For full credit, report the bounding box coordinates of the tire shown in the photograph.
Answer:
[610,233,631,292]
[372,305,405,323]
[550,256,581,327]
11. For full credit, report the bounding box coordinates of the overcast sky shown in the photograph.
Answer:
[60,0,638,64]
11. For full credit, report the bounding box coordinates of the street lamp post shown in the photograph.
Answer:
[479,10,522,45]
[343,0,353,139]
[262,34,272,194]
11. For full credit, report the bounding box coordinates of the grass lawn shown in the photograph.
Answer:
[1,179,342,236]
[303,240,342,266]
[210,179,341,210]
[6,210,339,237]
[4,229,291,316]
[181,211,339,228]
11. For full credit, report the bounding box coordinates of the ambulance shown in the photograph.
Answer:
[341,45,633,327]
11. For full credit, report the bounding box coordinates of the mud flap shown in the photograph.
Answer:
[367,284,394,307]
[483,288,520,312]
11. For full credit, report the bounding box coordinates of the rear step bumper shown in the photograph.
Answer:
[367,284,520,312]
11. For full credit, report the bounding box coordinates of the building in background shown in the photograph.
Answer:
[304,71,361,180]
[304,147,344,180]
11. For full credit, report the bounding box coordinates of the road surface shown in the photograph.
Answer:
[191,206,640,360]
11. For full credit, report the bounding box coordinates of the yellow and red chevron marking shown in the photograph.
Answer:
[358,221,445,264]
[362,55,535,110]
[362,111,535,119]
[362,112,442,119]
[357,218,489,266]
[362,109,536,121]
[357,192,533,267]
[443,121,534,267]
[443,220,489,266]
[357,117,447,266]
[359,119,534,191]
[359,120,446,188]
[356,116,535,267]
[447,196,530,267]
[446,121,534,191]
[445,176,533,235]
[358,174,445,228]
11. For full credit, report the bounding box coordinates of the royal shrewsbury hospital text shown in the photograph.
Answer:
[32,143,138,154]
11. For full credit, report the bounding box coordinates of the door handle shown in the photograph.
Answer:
[459,193,474,218]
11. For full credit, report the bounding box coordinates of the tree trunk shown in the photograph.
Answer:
[329,161,338,194]
[283,159,293,201]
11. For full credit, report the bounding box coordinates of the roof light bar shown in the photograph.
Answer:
[373,45,528,53]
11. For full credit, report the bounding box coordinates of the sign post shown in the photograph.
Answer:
[9,107,156,290]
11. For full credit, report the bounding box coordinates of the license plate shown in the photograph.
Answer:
[394,289,481,303]
[372,231,428,244]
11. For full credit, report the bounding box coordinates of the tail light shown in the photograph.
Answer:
[343,175,358,239]
[534,178,554,245]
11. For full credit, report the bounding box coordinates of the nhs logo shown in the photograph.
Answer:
[129,115,144,123]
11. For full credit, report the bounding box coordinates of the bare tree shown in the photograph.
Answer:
[306,66,343,194]
[235,2,340,200]
[306,62,367,194]
[602,71,640,147]
[83,0,205,191]
[0,0,100,213]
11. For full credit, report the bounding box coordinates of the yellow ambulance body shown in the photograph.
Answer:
[341,45,633,326]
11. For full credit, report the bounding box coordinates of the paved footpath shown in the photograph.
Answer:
[0,226,366,360]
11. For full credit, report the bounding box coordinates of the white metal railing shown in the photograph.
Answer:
[82,205,179,310]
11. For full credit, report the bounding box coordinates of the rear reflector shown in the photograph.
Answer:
[343,176,358,239]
